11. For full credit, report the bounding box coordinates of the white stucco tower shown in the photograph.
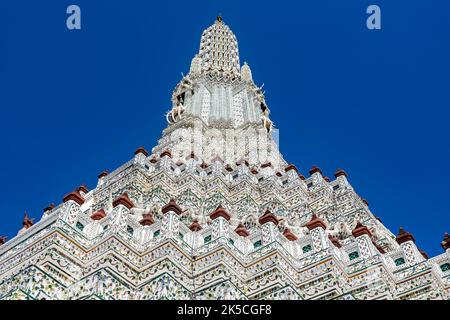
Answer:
[154,16,284,171]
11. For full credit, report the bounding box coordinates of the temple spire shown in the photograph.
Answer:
[197,16,240,77]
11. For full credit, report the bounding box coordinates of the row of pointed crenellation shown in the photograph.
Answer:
[36,187,450,270]
[2,146,449,263]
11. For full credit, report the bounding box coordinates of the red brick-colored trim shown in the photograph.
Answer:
[161,199,182,215]
[160,149,172,158]
[139,213,155,226]
[258,210,279,226]
[396,227,415,244]
[91,209,106,221]
[309,166,323,176]
[134,146,149,157]
[334,169,348,178]
[189,219,202,232]
[0,236,6,245]
[323,176,331,183]
[283,228,298,241]
[98,170,109,179]
[23,212,34,229]
[63,191,85,205]
[442,232,450,250]
[328,234,342,248]
[236,159,249,167]
[352,221,372,238]
[305,214,327,230]
[112,193,134,210]
[43,203,55,212]
[235,223,249,237]
[284,164,298,173]
[77,184,88,194]
[210,205,231,221]
[261,162,272,168]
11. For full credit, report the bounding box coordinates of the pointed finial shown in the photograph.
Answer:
[441,232,450,251]
[396,227,415,244]
[23,212,34,229]
[217,14,223,23]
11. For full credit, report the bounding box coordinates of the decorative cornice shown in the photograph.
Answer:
[284,164,298,173]
[283,228,298,241]
[77,184,88,194]
[160,149,172,158]
[396,227,415,244]
[189,219,202,232]
[309,166,322,176]
[334,169,348,178]
[441,232,450,250]
[328,234,342,248]
[235,223,249,237]
[91,209,106,221]
[22,212,34,229]
[134,146,149,157]
[98,170,109,179]
[112,193,134,210]
[305,214,326,230]
[43,203,55,212]
[210,205,231,221]
[261,162,272,169]
[161,199,182,215]
[352,221,372,238]
[63,190,85,205]
[139,213,155,226]
[258,210,279,226]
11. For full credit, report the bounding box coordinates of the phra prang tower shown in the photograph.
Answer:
[0,17,449,300]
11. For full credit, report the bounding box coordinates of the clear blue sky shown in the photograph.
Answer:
[1,1,449,256]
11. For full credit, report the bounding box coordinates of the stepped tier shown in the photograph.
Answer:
[0,152,449,300]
